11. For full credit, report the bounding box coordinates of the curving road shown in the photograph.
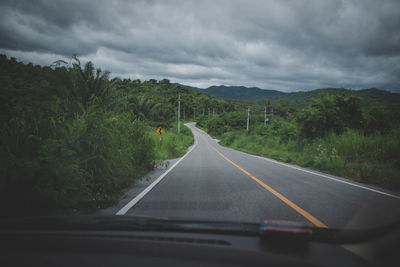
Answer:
[117,123,400,229]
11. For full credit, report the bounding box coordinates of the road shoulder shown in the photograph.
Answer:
[96,158,180,216]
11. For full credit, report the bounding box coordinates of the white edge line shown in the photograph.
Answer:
[249,153,400,200]
[116,127,198,215]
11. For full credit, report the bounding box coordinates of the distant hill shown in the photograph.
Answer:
[273,88,400,108]
[172,83,201,90]
[199,85,400,108]
[203,85,286,99]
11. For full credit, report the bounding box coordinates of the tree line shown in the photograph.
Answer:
[0,55,232,213]
[197,92,400,191]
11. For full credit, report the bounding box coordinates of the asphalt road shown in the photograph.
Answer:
[119,123,400,229]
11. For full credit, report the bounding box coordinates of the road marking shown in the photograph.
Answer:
[206,140,328,228]
[248,154,400,200]
[116,125,198,215]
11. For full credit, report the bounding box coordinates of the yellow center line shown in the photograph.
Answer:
[204,136,328,228]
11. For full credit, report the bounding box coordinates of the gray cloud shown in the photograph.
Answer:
[0,0,399,92]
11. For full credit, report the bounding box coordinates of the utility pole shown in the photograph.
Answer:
[271,106,274,122]
[178,93,181,133]
[193,108,196,120]
[246,107,250,132]
[213,108,215,116]
[264,106,267,126]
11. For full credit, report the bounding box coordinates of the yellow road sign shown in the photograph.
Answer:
[156,126,164,135]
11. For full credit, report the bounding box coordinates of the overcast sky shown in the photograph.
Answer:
[0,0,399,92]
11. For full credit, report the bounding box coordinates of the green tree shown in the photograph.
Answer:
[70,58,112,109]
[296,94,362,138]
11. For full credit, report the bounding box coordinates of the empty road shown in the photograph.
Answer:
[117,123,400,229]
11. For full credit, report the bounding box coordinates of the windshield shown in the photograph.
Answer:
[0,0,399,232]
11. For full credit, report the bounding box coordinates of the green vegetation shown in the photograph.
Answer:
[1,54,399,216]
[273,88,400,109]
[203,85,400,109]
[152,124,194,161]
[198,94,400,191]
[0,55,219,214]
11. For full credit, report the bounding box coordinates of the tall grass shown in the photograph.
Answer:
[0,56,198,215]
[0,106,154,211]
[219,128,400,191]
[0,103,194,214]
[151,124,194,160]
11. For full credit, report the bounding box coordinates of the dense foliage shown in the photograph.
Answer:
[1,54,399,216]
[198,93,400,191]
[0,55,230,214]
[203,85,400,109]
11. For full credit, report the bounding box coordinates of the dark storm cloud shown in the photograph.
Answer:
[0,0,399,92]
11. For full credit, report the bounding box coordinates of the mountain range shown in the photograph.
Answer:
[202,85,285,99]
[175,84,400,108]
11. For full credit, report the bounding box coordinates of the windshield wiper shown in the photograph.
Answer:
[1,215,399,244]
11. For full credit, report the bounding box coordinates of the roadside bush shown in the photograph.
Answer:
[197,110,248,136]
[362,106,400,135]
[0,100,157,210]
[218,127,400,191]
[0,56,198,214]
[151,124,194,160]
[296,94,362,139]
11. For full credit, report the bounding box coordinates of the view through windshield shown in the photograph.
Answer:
[1,0,400,232]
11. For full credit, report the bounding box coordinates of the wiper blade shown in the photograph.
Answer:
[1,216,399,244]
[0,215,260,234]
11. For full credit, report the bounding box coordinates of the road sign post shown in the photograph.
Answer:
[156,126,164,146]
